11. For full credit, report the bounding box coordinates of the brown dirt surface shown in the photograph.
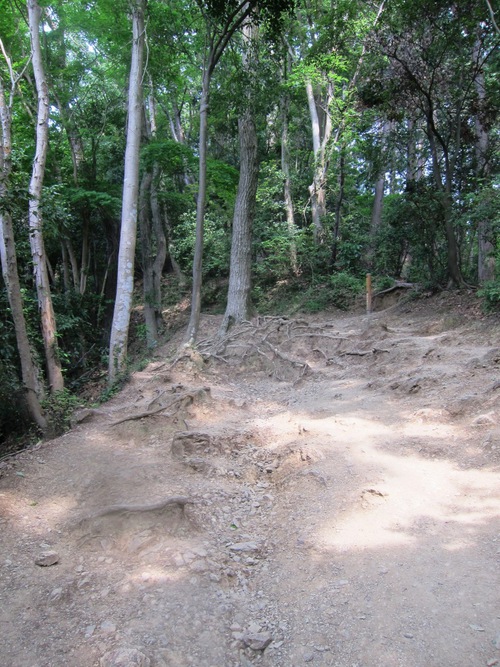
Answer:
[1,291,500,667]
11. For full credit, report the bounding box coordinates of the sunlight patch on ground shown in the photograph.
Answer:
[318,444,500,551]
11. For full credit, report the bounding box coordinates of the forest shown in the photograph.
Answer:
[0,0,499,445]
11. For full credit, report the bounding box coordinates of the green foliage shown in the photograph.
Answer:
[478,280,500,312]
[171,210,231,278]
[141,140,196,178]
[41,389,80,436]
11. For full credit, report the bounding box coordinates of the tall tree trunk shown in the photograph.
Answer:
[186,67,210,344]
[281,64,298,275]
[331,149,345,268]
[220,107,259,332]
[139,170,159,347]
[305,79,333,243]
[185,1,257,344]
[474,36,494,283]
[426,119,463,287]
[150,164,168,326]
[220,17,259,333]
[27,0,64,393]
[108,0,145,383]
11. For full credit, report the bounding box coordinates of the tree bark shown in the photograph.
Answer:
[186,67,210,345]
[305,79,333,243]
[27,0,64,393]
[220,107,258,332]
[474,36,494,283]
[139,169,160,347]
[281,65,298,274]
[185,1,258,344]
[108,0,145,383]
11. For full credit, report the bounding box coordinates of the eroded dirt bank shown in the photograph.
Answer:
[1,293,500,667]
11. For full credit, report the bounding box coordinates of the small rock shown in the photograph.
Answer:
[35,551,59,567]
[100,620,117,634]
[189,559,208,572]
[403,632,414,639]
[99,647,151,667]
[84,625,96,638]
[242,631,273,651]
[247,621,262,634]
[304,652,315,663]
[469,624,485,632]
[49,587,64,601]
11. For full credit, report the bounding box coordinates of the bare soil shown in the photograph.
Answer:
[1,291,500,667]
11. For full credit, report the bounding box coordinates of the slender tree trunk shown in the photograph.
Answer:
[139,169,158,347]
[108,0,145,383]
[281,68,298,274]
[426,120,463,287]
[186,67,211,344]
[331,150,345,268]
[79,213,90,294]
[306,80,332,242]
[150,164,168,327]
[474,37,494,283]
[27,0,64,393]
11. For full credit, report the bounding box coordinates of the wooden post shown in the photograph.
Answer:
[366,273,372,314]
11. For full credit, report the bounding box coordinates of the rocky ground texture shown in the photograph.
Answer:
[1,291,500,667]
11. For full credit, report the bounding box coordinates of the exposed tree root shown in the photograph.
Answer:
[78,496,193,522]
[110,388,210,425]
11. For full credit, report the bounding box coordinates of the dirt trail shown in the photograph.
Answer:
[1,293,500,667]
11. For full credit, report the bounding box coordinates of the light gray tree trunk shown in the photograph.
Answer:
[27,0,64,393]
[305,79,333,243]
[281,63,298,274]
[108,0,145,383]
[186,68,210,345]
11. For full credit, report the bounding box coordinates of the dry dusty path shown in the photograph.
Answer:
[1,293,499,667]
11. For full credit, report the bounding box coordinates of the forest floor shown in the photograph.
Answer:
[1,290,500,667]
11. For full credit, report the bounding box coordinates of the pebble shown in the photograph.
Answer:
[242,631,273,650]
[100,620,117,634]
[49,587,64,601]
[85,624,96,638]
[35,551,59,567]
